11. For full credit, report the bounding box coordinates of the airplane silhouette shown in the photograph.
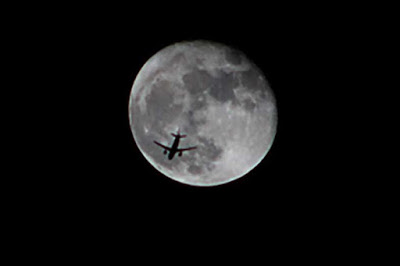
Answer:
[154,129,197,160]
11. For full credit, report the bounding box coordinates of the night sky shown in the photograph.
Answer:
[21,6,358,249]
[62,19,343,220]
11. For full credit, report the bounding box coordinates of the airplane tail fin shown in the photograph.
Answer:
[171,128,186,138]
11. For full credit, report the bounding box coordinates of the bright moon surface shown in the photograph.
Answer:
[129,40,277,186]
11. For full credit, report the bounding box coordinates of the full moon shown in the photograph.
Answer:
[129,40,277,186]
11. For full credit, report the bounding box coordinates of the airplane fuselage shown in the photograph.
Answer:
[168,136,181,160]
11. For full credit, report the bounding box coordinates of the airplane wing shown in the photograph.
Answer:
[177,146,197,152]
[154,141,172,151]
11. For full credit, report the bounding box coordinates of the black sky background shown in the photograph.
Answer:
[13,4,372,256]
[54,15,350,223]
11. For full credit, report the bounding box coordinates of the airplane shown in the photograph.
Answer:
[154,129,197,160]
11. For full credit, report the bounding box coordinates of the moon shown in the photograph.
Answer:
[128,40,277,186]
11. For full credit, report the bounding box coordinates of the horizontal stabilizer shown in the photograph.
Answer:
[171,133,186,138]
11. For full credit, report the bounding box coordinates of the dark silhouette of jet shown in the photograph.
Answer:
[154,129,197,160]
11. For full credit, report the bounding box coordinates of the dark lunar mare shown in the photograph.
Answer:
[183,136,224,176]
